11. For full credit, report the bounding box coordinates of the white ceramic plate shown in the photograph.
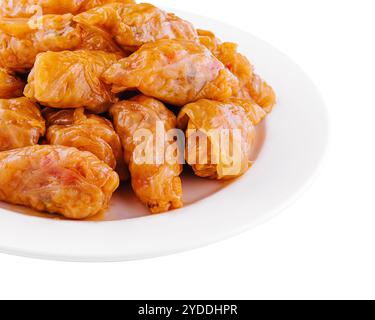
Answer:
[0,9,329,262]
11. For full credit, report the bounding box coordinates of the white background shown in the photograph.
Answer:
[0,0,374,300]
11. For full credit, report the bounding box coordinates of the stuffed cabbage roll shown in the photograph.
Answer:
[74,3,197,52]
[45,108,128,180]
[177,99,263,180]
[24,50,120,113]
[0,14,122,72]
[198,29,276,113]
[0,145,120,219]
[103,39,237,106]
[0,97,45,151]
[110,95,183,213]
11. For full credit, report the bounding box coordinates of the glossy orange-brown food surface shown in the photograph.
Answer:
[198,29,276,112]
[227,98,267,126]
[78,23,123,54]
[74,3,198,52]
[0,14,123,72]
[79,0,136,13]
[24,50,120,113]
[178,99,258,180]
[0,0,135,18]
[0,14,81,72]
[110,95,183,213]
[103,39,237,106]
[0,2,276,219]
[246,74,276,113]
[45,107,128,180]
[0,97,45,151]
[0,68,25,98]
[0,145,120,219]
